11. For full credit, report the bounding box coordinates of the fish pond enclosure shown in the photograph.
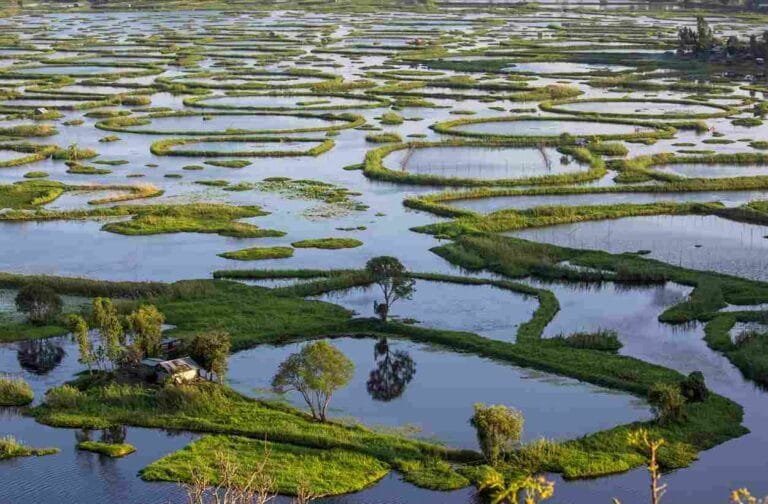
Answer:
[2,0,768,503]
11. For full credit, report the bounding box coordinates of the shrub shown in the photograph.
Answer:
[156,383,226,414]
[680,371,708,402]
[648,383,686,425]
[470,403,524,466]
[44,384,84,409]
[561,329,622,353]
[0,376,34,406]
[15,284,62,325]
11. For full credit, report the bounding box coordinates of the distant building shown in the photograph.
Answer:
[140,357,200,384]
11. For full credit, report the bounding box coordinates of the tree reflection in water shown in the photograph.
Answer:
[17,339,65,375]
[366,337,416,402]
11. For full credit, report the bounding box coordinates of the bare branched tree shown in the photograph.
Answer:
[183,444,277,504]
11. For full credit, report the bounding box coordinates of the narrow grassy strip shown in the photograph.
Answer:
[183,92,389,111]
[611,152,768,183]
[413,201,724,237]
[0,142,58,168]
[150,137,335,158]
[403,175,768,219]
[429,233,768,387]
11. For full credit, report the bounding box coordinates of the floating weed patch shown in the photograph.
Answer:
[77,441,135,458]
[365,132,402,143]
[66,162,112,175]
[379,111,404,125]
[150,136,334,158]
[204,159,252,169]
[0,435,58,460]
[219,246,294,261]
[246,178,368,219]
[23,171,49,179]
[291,238,363,249]
[0,142,58,168]
[0,203,284,238]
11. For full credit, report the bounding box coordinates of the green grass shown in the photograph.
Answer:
[0,376,34,406]
[142,435,390,496]
[0,435,59,460]
[0,180,65,209]
[218,246,294,261]
[0,124,57,138]
[156,280,351,351]
[414,201,721,237]
[0,321,68,342]
[291,238,363,249]
[77,441,136,457]
[33,379,473,490]
[0,142,58,168]
[23,171,49,179]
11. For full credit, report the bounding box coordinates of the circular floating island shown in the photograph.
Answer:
[385,145,590,180]
[185,92,389,111]
[97,111,364,135]
[365,140,605,187]
[541,98,736,119]
[432,115,671,141]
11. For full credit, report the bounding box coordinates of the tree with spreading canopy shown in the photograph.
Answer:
[271,340,354,422]
[365,256,415,321]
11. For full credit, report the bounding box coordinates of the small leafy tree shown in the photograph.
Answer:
[15,284,62,325]
[648,383,686,425]
[125,304,164,358]
[67,314,94,374]
[470,403,524,466]
[271,340,354,422]
[91,298,124,367]
[365,256,415,321]
[628,429,667,504]
[188,331,231,383]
